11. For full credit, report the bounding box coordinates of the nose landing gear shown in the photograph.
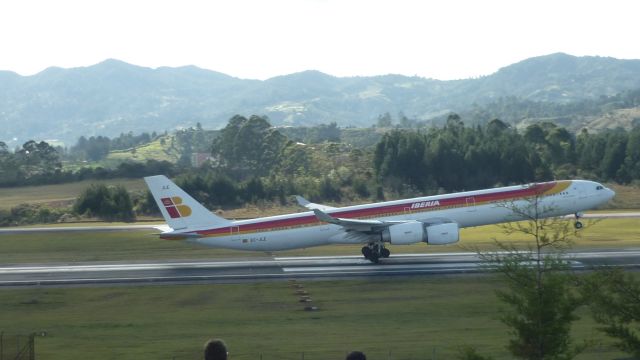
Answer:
[361,243,390,263]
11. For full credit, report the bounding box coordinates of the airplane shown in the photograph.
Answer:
[144,175,615,262]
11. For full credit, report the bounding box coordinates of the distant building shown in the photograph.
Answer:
[191,152,216,167]
[44,139,66,147]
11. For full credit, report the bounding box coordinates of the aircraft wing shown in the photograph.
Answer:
[312,208,405,232]
[295,196,337,211]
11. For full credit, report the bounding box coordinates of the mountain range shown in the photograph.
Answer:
[2,52,640,146]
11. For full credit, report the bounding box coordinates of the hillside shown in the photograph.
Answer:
[2,53,640,146]
[105,135,181,164]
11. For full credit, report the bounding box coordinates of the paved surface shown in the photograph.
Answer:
[573,212,640,218]
[1,249,639,288]
[0,224,167,234]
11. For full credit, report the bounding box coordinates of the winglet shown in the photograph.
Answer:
[295,196,337,211]
[313,208,339,225]
[295,195,311,207]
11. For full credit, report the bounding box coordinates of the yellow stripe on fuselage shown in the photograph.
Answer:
[542,180,572,196]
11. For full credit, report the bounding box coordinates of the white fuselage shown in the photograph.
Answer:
[177,180,614,252]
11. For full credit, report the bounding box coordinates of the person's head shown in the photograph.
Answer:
[346,350,366,360]
[204,338,228,360]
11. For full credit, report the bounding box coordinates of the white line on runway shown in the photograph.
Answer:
[1,250,639,275]
[283,263,482,272]
[0,261,276,274]
[275,250,640,261]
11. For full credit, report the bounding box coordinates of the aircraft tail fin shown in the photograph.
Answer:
[144,175,231,231]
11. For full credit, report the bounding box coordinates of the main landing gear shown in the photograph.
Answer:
[574,212,584,229]
[361,242,390,263]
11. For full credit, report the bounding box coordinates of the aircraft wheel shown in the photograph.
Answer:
[369,254,380,263]
[574,221,583,229]
[362,246,372,260]
[381,248,390,258]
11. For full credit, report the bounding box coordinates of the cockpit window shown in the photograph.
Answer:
[596,186,604,190]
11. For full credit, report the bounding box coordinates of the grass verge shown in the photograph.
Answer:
[0,179,147,210]
[0,218,638,264]
[0,276,627,360]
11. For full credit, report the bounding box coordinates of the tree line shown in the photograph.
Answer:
[0,140,62,186]
[69,131,163,161]
[1,114,639,223]
[463,88,640,126]
[374,115,640,194]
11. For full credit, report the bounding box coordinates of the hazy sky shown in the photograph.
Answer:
[1,0,638,80]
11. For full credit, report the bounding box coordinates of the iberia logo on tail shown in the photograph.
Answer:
[161,197,192,218]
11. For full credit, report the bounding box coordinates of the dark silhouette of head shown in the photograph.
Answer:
[204,339,228,360]
[346,350,366,360]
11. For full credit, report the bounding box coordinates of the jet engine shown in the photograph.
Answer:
[382,221,425,245]
[381,221,459,245]
[424,222,459,245]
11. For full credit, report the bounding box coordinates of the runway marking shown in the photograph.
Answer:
[1,249,640,287]
[2,250,640,275]
[283,263,481,272]
[0,261,277,274]
[12,260,640,287]
[274,252,481,261]
[0,267,492,286]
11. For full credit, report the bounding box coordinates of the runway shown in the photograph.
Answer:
[0,223,166,234]
[1,249,639,288]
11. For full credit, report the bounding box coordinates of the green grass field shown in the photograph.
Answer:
[0,218,638,264]
[105,136,180,163]
[0,277,627,360]
[0,178,147,210]
[0,211,637,359]
[603,182,640,210]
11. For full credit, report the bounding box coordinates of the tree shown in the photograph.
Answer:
[243,177,266,203]
[622,126,640,181]
[376,112,393,127]
[445,113,464,136]
[457,346,495,360]
[481,193,586,359]
[73,184,135,222]
[306,122,341,143]
[524,124,547,145]
[487,118,509,136]
[600,132,627,181]
[211,115,287,177]
[279,141,311,175]
[581,268,640,358]
[15,140,62,176]
[318,177,341,202]
[75,136,111,161]
[0,141,18,184]
[398,111,413,128]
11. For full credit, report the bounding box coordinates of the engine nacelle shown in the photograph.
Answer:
[425,222,459,245]
[381,221,460,245]
[382,222,425,245]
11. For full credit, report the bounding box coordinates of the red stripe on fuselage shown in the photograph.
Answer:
[193,182,557,237]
